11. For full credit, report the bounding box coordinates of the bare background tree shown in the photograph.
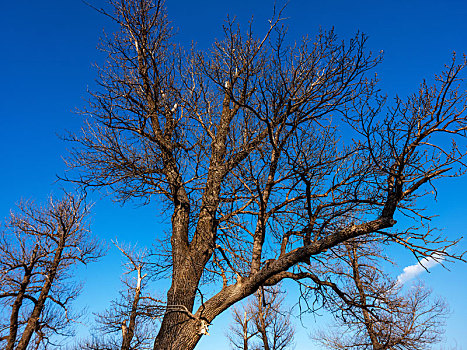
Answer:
[65,0,467,348]
[228,286,294,350]
[0,194,103,350]
[76,242,161,350]
[313,240,449,350]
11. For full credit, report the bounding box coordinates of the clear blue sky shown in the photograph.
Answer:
[1,1,466,349]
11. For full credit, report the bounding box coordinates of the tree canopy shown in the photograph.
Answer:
[62,0,467,349]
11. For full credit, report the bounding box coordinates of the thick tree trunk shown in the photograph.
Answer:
[152,181,220,350]
[153,315,202,350]
[152,268,203,350]
[153,263,260,349]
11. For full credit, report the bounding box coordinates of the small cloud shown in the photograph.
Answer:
[397,254,443,285]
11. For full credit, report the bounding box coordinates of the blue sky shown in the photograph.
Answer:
[1,0,467,349]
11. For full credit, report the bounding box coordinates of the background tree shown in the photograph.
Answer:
[77,242,162,350]
[313,240,448,350]
[228,287,294,350]
[0,194,103,350]
[66,0,467,348]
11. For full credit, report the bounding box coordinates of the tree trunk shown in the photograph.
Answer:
[5,246,39,350]
[15,237,65,350]
[243,311,249,350]
[153,259,205,350]
[350,246,383,350]
[153,315,202,350]
[256,292,271,350]
[121,267,142,350]
[5,272,32,350]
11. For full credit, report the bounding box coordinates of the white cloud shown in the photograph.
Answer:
[397,254,444,285]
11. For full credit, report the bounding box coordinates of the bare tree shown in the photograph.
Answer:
[313,240,449,350]
[77,242,162,350]
[65,0,467,348]
[0,194,103,350]
[228,287,294,350]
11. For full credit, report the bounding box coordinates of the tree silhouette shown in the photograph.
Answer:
[314,240,448,350]
[228,287,294,350]
[0,194,103,350]
[65,0,467,348]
